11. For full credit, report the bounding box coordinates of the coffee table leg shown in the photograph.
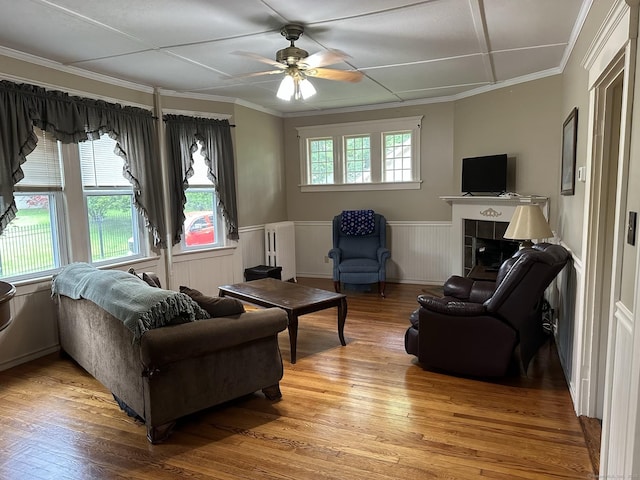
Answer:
[338,298,347,346]
[288,313,298,364]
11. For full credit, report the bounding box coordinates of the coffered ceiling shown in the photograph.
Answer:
[0,0,590,115]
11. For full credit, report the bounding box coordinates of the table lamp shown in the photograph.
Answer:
[503,204,553,248]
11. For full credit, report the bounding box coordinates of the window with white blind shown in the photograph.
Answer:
[297,116,422,192]
[79,135,143,263]
[180,142,222,250]
[0,129,146,282]
[0,129,66,280]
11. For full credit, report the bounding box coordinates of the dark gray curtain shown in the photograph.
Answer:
[164,114,239,243]
[0,80,166,247]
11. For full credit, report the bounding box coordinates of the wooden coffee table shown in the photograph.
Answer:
[218,278,347,364]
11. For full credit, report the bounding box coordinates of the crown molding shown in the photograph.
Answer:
[0,69,152,110]
[0,46,154,94]
[283,68,562,118]
[560,0,594,72]
[158,88,282,117]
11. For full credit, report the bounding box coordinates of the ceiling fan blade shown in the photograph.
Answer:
[232,50,286,69]
[301,49,350,69]
[306,68,364,83]
[229,69,285,80]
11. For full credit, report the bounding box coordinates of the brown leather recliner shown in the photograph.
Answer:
[405,243,570,376]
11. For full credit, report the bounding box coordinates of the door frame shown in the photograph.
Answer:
[579,0,638,474]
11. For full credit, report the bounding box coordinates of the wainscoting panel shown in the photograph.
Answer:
[294,221,333,279]
[294,221,452,284]
[239,225,266,277]
[171,247,243,296]
[604,303,634,476]
[555,250,583,404]
[386,221,452,284]
[0,286,59,371]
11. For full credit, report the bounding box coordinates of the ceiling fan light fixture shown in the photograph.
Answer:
[277,73,316,101]
[299,77,316,100]
[277,74,295,100]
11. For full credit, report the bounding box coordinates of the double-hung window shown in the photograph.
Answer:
[298,116,422,191]
[79,135,144,263]
[0,129,66,280]
[180,142,223,250]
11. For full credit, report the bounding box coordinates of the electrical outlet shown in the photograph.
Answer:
[324,256,329,263]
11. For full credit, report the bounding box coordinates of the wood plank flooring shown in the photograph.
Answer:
[0,279,594,479]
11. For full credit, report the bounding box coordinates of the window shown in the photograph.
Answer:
[298,116,422,191]
[0,130,66,280]
[0,130,146,282]
[384,131,412,182]
[181,143,223,250]
[79,135,142,263]
[345,136,371,183]
[309,138,334,184]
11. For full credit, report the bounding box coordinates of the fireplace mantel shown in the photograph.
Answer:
[442,195,549,276]
[441,195,548,207]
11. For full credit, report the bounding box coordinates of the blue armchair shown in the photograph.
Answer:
[328,211,391,297]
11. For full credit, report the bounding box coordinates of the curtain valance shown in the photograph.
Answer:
[0,80,167,247]
[164,114,239,243]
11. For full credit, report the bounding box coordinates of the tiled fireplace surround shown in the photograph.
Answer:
[442,196,549,277]
[464,219,519,276]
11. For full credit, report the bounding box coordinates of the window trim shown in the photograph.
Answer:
[174,142,226,253]
[178,188,224,253]
[297,116,423,191]
[83,188,144,266]
[79,135,147,265]
[0,191,68,282]
[0,131,153,283]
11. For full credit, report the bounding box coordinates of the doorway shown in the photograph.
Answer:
[593,71,623,420]
[579,53,626,476]
[582,71,624,474]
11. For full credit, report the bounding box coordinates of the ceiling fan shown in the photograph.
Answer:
[234,24,363,101]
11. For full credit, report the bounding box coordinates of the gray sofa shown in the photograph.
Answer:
[55,267,288,443]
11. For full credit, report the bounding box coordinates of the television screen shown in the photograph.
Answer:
[461,154,508,194]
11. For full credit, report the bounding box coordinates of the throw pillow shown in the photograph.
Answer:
[180,286,245,317]
[127,268,161,288]
[142,272,162,288]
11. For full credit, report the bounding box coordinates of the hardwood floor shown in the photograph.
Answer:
[0,279,594,479]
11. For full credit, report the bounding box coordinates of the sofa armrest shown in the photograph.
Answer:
[140,308,288,369]
[417,295,486,316]
[443,275,474,299]
[468,281,496,303]
[443,276,495,303]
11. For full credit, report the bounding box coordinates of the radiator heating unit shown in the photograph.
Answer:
[264,221,296,282]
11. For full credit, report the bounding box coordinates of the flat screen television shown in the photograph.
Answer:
[461,154,508,195]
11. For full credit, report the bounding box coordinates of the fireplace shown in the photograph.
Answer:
[441,195,549,277]
[464,219,519,276]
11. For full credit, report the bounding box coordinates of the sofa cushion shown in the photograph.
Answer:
[180,286,245,317]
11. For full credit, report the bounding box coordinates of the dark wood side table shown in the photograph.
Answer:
[218,278,347,363]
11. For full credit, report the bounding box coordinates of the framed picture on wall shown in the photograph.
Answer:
[561,107,578,196]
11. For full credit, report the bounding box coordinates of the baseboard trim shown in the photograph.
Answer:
[0,345,59,372]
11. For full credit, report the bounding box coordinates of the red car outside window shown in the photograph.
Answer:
[184,212,215,246]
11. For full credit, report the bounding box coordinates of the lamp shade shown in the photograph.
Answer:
[504,204,553,242]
